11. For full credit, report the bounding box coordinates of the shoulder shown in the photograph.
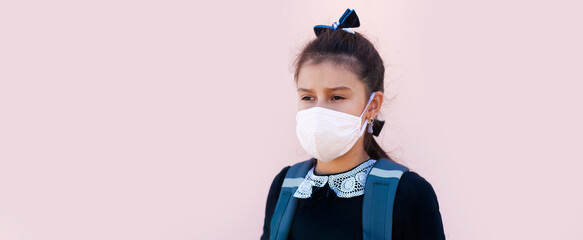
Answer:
[392,171,446,239]
[267,158,314,197]
[268,165,291,195]
[261,165,291,240]
[397,171,439,202]
[265,165,292,212]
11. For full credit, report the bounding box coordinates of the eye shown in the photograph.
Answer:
[301,95,314,101]
[331,95,345,101]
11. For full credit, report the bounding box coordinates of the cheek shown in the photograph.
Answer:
[321,100,357,116]
[297,100,310,111]
[342,99,367,117]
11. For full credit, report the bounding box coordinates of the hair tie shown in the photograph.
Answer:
[313,8,360,36]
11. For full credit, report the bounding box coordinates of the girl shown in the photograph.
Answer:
[261,9,445,240]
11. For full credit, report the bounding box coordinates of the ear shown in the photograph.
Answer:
[367,91,383,119]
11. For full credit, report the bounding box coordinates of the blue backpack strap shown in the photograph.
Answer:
[362,158,410,240]
[269,158,314,240]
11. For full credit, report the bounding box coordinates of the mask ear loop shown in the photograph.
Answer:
[359,92,376,119]
[358,92,376,135]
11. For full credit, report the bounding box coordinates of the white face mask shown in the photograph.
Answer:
[296,92,376,162]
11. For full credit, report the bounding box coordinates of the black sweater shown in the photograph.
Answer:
[261,164,446,240]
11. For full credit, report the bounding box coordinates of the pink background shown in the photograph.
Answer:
[1,0,582,239]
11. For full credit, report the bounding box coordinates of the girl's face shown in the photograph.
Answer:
[296,61,379,120]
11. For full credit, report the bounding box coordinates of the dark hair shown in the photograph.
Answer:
[293,29,397,163]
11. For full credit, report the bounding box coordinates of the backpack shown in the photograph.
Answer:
[269,158,409,240]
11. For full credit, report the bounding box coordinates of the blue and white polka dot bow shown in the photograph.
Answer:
[313,8,361,36]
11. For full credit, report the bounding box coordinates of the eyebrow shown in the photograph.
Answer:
[297,86,351,92]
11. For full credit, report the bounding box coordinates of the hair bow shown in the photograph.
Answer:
[372,120,385,137]
[313,8,360,36]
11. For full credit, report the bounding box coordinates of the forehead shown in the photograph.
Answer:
[296,61,365,91]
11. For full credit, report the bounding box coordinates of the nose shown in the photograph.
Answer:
[314,98,328,108]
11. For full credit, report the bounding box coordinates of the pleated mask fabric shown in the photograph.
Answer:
[296,92,376,162]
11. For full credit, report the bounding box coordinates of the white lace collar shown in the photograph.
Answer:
[293,159,377,199]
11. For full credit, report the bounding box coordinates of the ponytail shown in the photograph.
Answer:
[363,118,396,162]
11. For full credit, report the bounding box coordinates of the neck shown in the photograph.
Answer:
[314,137,369,175]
